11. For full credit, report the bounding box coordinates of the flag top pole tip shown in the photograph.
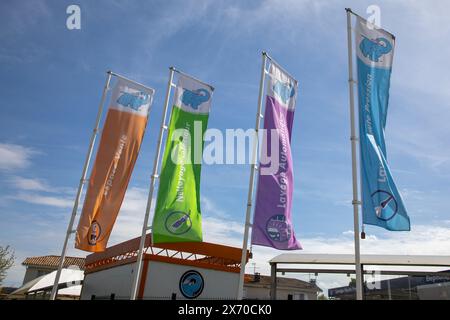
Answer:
[107,70,112,74]
[347,8,396,40]
[172,66,215,91]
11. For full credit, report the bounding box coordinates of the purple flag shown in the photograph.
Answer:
[251,63,302,250]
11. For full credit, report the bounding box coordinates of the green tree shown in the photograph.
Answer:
[0,245,15,285]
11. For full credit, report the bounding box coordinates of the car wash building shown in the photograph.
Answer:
[80,234,248,300]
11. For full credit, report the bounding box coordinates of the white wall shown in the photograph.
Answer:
[23,267,54,284]
[80,263,135,300]
[80,260,239,300]
[143,261,239,299]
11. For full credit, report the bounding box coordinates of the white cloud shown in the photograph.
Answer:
[0,143,37,171]
[201,196,230,219]
[10,193,73,208]
[3,176,79,210]
[202,217,244,246]
[110,193,241,245]
[3,188,450,293]
[8,176,50,192]
[96,187,450,293]
[249,223,450,291]
[108,187,151,244]
[222,0,332,32]
[109,191,450,271]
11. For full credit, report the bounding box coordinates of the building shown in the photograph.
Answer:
[9,269,84,300]
[18,237,319,300]
[80,234,248,300]
[244,273,321,300]
[18,248,324,300]
[269,253,450,300]
[329,274,450,300]
[22,255,85,284]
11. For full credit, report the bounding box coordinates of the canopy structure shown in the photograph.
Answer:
[11,269,84,299]
[268,254,450,300]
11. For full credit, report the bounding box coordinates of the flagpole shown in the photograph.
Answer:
[346,7,363,301]
[130,67,175,300]
[237,52,268,300]
[50,71,113,300]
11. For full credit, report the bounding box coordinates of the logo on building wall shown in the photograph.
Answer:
[179,270,204,299]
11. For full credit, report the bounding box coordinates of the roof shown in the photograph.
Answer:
[85,233,249,274]
[270,254,450,267]
[11,269,84,296]
[22,255,85,270]
[244,274,321,292]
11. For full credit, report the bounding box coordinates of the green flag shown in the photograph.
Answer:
[152,74,213,243]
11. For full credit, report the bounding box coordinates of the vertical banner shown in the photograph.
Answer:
[75,79,154,252]
[355,17,410,231]
[152,74,213,244]
[251,63,302,250]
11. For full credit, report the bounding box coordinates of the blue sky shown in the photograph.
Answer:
[1,0,450,291]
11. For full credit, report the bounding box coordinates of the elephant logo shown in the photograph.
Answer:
[273,81,295,104]
[359,36,393,63]
[179,270,204,299]
[181,88,210,110]
[116,91,150,111]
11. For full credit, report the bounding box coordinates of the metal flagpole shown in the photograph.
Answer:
[50,71,113,300]
[130,67,175,300]
[237,52,268,300]
[345,7,363,300]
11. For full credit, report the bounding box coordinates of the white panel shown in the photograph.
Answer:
[270,254,450,267]
[80,263,136,300]
[81,261,239,300]
[143,261,239,300]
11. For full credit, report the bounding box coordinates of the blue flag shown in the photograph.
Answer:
[355,17,410,231]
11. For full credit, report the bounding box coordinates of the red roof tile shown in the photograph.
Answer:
[22,255,85,270]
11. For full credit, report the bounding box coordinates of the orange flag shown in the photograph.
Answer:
[75,78,154,252]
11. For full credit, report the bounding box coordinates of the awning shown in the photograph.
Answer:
[11,268,84,297]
